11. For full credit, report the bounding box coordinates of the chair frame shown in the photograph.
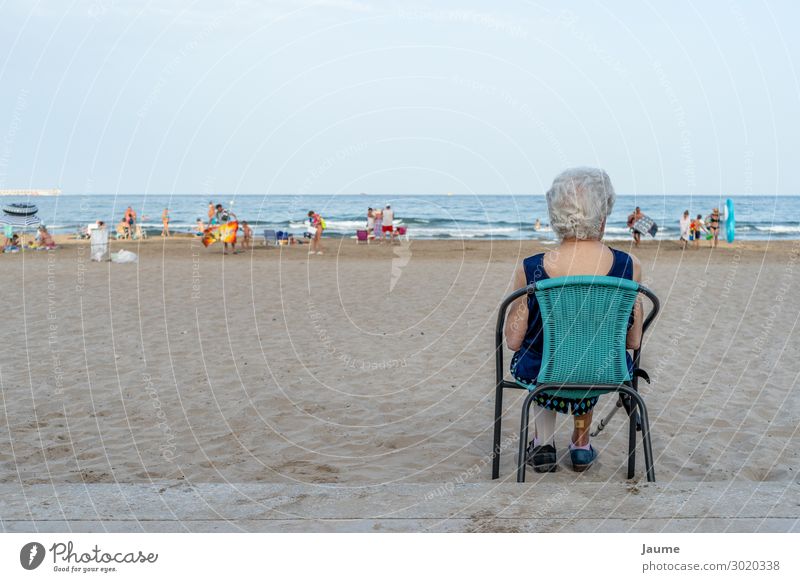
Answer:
[263,229,277,247]
[491,281,660,482]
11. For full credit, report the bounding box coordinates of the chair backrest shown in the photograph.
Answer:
[535,275,639,386]
[397,226,407,235]
[356,229,368,241]
[264,229,276,242]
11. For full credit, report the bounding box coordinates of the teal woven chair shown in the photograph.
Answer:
[490,275,660,483]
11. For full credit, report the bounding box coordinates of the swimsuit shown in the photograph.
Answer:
[510,249,635,415]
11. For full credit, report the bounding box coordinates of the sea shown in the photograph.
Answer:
[5,194,799,241]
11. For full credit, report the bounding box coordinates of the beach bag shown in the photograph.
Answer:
[111,249,138,263]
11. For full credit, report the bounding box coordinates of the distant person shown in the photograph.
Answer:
[4,233,21,252]
[124,206,136,234]
[366,207,375,240]
[307,210,324,255]
[213,205,238,254]
[36,225,56,249]
[161,208,170,237]
[116,220,130,239]
[373,208,383,242]
[195,218,205,235]
[679,210,691,249]
[627,206,644,246]
[383,205,395,242]
[534,218,542,232]
[208,202,216,223]
[690,214,705,250]
[241,221,253,250]
[707,207,721,247]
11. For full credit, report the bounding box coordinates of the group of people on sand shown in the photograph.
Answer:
[201,201,254,254]
[116,206,145,240]
[366,205,400,243]
[679,207,722,249]
[2,225,57,253]
[626,205,726,248]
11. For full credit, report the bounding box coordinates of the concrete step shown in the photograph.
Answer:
[1,481,797,532]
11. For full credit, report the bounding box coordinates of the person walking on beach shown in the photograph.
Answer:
[690,214,705,249]
[208,202,216,224]
[161,208,170,237]
[308,210,324,255]
[679,210,691,249]
[627,206,643,247]
[707,207,721,248]
[383,205,395,243]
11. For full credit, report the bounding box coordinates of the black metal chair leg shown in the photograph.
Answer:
[623,388,655,482]
[627,403,637,480]
[517,391,537,483]
[492,381,504,479]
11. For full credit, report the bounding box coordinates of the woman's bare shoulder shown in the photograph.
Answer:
[627,251,642,281]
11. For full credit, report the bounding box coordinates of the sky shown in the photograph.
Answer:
[0,0,798,196]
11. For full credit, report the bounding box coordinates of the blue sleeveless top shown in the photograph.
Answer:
[511,248,634,382]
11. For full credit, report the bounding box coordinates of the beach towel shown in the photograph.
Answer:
[202,220,238,247]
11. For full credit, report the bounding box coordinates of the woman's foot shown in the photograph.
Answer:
[526,442,557,473]
[570,444,597,472]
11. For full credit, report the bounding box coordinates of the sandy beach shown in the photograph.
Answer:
[1,236,798,530]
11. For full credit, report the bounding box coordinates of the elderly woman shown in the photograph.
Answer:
[505,168,643,473]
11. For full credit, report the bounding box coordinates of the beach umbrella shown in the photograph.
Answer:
[0,213,41,229]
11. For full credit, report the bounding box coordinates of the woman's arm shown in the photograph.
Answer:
[626,255,644,350]
[504,266,529,352]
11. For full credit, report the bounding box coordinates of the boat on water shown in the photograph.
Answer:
[0,188,61,196]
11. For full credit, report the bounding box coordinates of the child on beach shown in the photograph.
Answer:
[690,214,705,249]
[679,210,691,249]
[241,221,253,250]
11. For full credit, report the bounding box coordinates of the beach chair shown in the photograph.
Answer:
[396,226,409,241]
[355,229,369,244]
[491,276,660,483]
[263,229,277,247]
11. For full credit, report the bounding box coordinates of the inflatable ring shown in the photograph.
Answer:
[725,198,735,243]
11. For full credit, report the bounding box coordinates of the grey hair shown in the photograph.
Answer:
[545,167,616,240]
